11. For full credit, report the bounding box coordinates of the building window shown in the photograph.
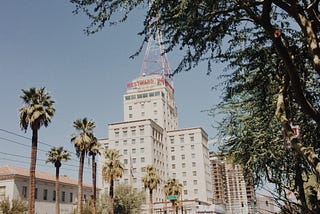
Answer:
[182,172,187,177]
[191,145,195,150]
[115,131,119,137]
[129,114,133,118]
[171,147,175,152]
[191,153,195,158]
[133,158,136,163]
[180,137,184,143]
[192,162,196,167]
[140,138,144,143]
[182,163,186,168]
[141,157,145,163]
[132,139,136,144]
[141,112,145,117]
[124,179,128,184]
[170,138,174,144]
[62,191,66,202]
[0,186,5,200]
[190,136,194,141]
[180,146,184,151]
[172,173,176,177]
[171,155,175,161]
[115,141,119,146]
[129,106,132,110]
[124,159,128,164]
[132,148,136,154]
[193,180,198,185]
[141,103,144,109]
[22,186,27,198]
[194,189,198,194]
[153,102,157,107]
[193,171,197,176]
[140,148,145,153]
[154,110,158,115]
[183,181,187,186]
[184,190,188,195]
[172,164,176,169]
[123,149,127,155]
[35,188,38,199]
[123,140,127,145]
[123,131,127,137]
[53,190,56,201]
[131,130,136,136]
[181,154,185,160]
[43,189,48,200]
[140,129,144,135]
[70,193,73,203]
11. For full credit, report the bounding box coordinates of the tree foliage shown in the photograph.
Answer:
[70,0,320,212]
[19,87,55,214]
[0,198,28,214]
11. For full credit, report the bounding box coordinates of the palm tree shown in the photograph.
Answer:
[142,165,161,214]
[46,146,71,214]
[19,87,55,214]
[164,178,183,214]
[71,118,95,214]
[88,136,101,214]
[102,149,124,214]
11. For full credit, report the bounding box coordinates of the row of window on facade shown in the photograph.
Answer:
[114,138,144,146]
[171,153,196,160]
[169,135,195,144]
[21,186,87,203]
[172,162,197,169]
[125,91,165,101]
[172,170,198,177]
[114,128,144,138]
[171,144,195,152]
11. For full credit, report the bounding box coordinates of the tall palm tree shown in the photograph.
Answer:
[164,178,183,214]
[19,87,55,214]
[142,165,161,214]
[71,118,95,214]
[88,136,101,214]
[102,149,124,214]
[46,146,71,214]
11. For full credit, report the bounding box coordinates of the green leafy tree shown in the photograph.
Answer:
[114,184,145,214]
[46,146,71,214]
[70,1,320,211]
[164,178,182,214]
[0,198,28,214]
[19,87,55,214]
[142,165,160,214]
[102,149,124,214]
[71,118,96,214]
[88,136,102,214]
[70,0,320,174]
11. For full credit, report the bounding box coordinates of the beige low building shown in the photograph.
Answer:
[0,165,92,214]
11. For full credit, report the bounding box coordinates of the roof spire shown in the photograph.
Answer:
[140,27,173,82]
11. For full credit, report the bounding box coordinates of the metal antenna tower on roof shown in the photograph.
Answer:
[140,22,173,83]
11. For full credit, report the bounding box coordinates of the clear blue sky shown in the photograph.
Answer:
[0,1,222,182]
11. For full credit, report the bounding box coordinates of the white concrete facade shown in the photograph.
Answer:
[0,165,92,214]
[98,73,213,212]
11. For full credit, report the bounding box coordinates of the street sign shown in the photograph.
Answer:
[167,195,178,200]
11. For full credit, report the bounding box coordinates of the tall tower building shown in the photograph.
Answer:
[98,30,213,213]
[209,152,256,214]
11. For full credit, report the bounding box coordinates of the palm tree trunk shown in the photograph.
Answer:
[78,151,85,214]
[28,128,38,214]
[149,189,153,214]
[92,155,97,214]
[56,166,60,214]
[109,178,114,214]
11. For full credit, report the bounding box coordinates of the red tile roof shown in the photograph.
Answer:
[0,165,92,188]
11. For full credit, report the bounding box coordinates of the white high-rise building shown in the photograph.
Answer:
[97,29,213,213]
[97,73,213,213]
